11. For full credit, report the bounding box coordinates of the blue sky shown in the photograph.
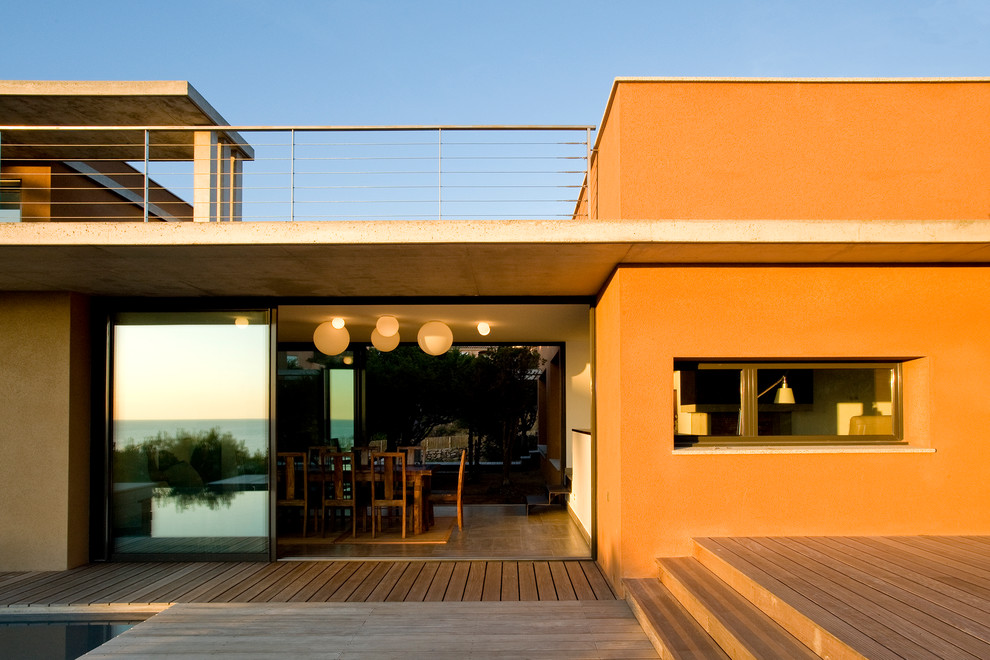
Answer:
[7,1,989,125]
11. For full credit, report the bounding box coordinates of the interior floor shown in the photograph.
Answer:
[277,504,591,559]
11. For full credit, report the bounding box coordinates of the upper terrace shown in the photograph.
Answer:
[0,80,594,224]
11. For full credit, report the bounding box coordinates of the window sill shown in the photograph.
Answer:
[673,445,935,455]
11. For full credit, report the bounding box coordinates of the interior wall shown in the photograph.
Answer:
[0,292,91,570]
[596,265,990,580]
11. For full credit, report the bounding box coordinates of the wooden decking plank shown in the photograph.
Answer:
[534,561,557,601]
[72,562,174,604]
[441,561,469,602]
[500,561,519,601]
[905,536,990,571]
[780,537,990,655]
[815,537,990,621]
[26,563,152,605]
[580,561,616,600]
[177,562,268,603]
[564,560,596,600]
[517,561,539,601]
[37,563,150,605]
[199,562,276,603]
[461,561,486,601]
[865,536,990,592]
[265,561,330,601]
[144,562,232,603]
[0,571,45,593]
[284,562,346,602]
[927,536,990,555]
[403,561,439,602]
[482,561,503,601]
[549,561,577,600]
[366,561,410,602]
[840,537,990,601]
[386,562,426,602]
[749,537,969,659]
[340,561,390,603]
[229,562,299,602]
[705,537,919,660]
[307,561,362,601]
[2,564,110,604]
[247,562,317,602]
[120,562,212,603]
[425,561,455,602]
[961,536,990,548]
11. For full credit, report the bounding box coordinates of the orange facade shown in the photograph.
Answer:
[591,80,990,586]
[593,79,990,221]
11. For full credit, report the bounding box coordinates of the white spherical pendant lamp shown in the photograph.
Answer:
[313,321,350,356]
[417,321,453,356]
[376,315,399,338]
[371,328,401,352]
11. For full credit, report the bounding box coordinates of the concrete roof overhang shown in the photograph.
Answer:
[3,219,990,299]
[0,80,251,161]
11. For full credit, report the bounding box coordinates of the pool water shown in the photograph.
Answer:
[0,621,139,659]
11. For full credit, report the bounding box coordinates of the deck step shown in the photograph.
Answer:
[624,577,730,659]
[659,557,819,659]
[692,538,874,659]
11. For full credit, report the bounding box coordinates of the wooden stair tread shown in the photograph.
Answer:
[660,557,819,659]
[624,578,730,659]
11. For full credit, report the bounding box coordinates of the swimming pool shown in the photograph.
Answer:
[0,619,140,659]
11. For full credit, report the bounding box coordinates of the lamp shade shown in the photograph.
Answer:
[774,377,795,404]
[371,328,400,352]
[376,315,399,338]
[313,321,350,356]
[417,321,453,356]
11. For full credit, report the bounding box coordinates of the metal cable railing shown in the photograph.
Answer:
[0,125,595,222]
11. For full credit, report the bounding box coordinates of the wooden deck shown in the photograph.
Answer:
[0,560,613,606]
[628,535,990,659]
[697,536,990,659]
[82,601,659,659]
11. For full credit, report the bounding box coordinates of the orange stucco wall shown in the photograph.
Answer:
[595,265,990,585]
[595,80,990,220]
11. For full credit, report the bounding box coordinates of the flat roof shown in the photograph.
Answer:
[2,219,990,298]
[0,80,251,160]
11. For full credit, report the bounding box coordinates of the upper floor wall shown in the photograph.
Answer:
[590,78,990,221]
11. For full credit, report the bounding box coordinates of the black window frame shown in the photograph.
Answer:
[673,360,903,448]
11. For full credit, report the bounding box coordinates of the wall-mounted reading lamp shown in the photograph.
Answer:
[759,375,795,404]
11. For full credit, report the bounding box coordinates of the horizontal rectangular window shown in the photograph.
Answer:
[673,361,901,447]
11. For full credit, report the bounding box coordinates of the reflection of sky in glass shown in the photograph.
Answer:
[151,491,268,537]
[114,324,269,420]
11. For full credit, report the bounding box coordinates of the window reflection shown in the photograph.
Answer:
[111,311,270,557]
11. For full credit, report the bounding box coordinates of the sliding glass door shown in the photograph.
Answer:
[110,311,271,559]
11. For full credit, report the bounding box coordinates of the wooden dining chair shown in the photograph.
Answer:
[428,449,465,530]
[397,445,425,467]
[318,450,357,538]
[275,452,308,537]
[370,451,410,538]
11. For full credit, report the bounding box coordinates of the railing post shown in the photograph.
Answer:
[585,128,592,220]
[290,129,295,222]
[143,129,150,222]
[437,128,442,221]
